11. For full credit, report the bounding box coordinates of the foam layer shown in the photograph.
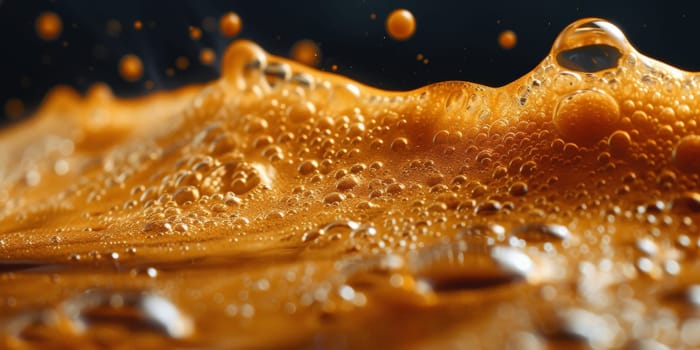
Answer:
[2,18,700,349]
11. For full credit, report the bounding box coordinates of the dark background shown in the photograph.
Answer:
[1,0,697,125]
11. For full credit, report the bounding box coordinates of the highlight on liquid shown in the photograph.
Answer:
[3,14,700,349]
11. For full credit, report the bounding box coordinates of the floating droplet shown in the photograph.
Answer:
[498,30,517,50]
[36,12,62,41]
[291,39,321,67]
[119,54,144,82]
[219,12,242,37]
[199,48,216,65]
[386,9,416,41]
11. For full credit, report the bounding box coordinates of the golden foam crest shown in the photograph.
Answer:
[2,18,700,348]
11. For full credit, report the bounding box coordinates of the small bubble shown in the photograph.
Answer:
[119,54,144,82]
[608,130,632,157]
[324,192,346,205]
[291,39,321,67]
[189,26,202,40]
[297,160,318,175]
[498,30,517,50]
[670,192,700,214]
[386,9,416,41]
[199,48,216,65]
[509,182,529,196]
[172,186,200,205]
[336,175,359,191]
[475,200,502,215]
[220,12,242,37]
[390,137,409,152]
[673,135,700,173]
[36,12,62,41]
[511,223,570,241]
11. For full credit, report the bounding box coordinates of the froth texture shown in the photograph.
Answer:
[2,18,700,349]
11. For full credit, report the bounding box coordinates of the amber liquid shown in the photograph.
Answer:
[2,18,700,349]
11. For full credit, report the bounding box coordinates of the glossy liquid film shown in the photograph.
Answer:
[2,18,700,349]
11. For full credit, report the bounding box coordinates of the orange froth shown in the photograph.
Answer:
[4,18,700,349]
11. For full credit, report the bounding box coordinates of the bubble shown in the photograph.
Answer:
[62,290,193,339]
[498,30,517,50]
[509,182,529,196]
[553,89,620,146]
[199,48,217,65]
[119,54,144,82]
[175,56,190,70]
[4,98,24,119]
[673,135,700,173]
[336,175,359,191]
[412,243,534,291]
[189,26,202,40]
[286,101,316,123]
[386,9,416,41]
[36,12,62,41]
[510,223,570,241]
[291,39,321,67]
[552,18,629,73]
[264,62,291,86]
[219,11,242,37]
[390,137,409,152]
[172,186,199,205]
[669,192,700,214]
[475,200,502,215]
[608,130,632,157]
[324,192,346,204]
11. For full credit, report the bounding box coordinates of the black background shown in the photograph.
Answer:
[0,0,697,125]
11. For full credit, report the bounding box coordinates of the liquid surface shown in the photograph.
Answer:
[2,18,700,349]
